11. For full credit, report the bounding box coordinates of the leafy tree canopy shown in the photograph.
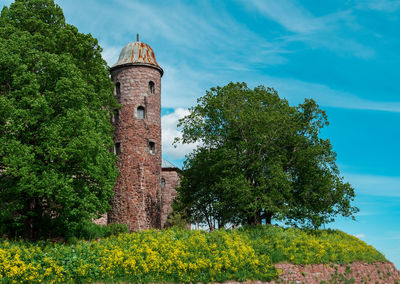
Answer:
[174,82,358,230]
[0,0,119,238]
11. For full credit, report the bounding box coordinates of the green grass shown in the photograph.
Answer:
[0,225,387,283]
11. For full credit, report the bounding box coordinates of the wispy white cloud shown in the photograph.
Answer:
[91,0,292,111]
[59,0,397,114]
[160,63,214,109]
[241,0,326,34]
[161,70,400,112]
[108,0,289,69]
[356,210,378,216]
[238,0,375,59]
[254,76,400,112]
[282,32,375,59]
[354,233,366,239]
[161,108,198,160]
[357,0,400,12]
[104,43,390,113]
[343,173,400,197]
[101,44,120,67]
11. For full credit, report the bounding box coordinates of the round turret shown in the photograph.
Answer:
[108,38,162,230]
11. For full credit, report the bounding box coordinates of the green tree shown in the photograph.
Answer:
[0,0,119,238]
[174,82,358,229]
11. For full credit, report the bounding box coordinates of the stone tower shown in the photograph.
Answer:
[108,38,163,230]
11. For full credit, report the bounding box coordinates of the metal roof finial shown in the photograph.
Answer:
[137,33,139,42]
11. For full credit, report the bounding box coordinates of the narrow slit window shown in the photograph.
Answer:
[115,82,121,96]
[137,106,145,119]
[161,178,166,189]
[148,141,155,154]
[114,110,119,125]
[115,142,121,156]
[149,81,155,94]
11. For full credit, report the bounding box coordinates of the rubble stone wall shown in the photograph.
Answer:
[161,169,180,228]
[271,261,400,283]
[224,262,400,284]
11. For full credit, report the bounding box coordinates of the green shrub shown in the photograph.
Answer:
[71,222,129,240]
[104,223,129,237]
[75,222,106,239]
[66,236,78,245]
[165,211,189,229]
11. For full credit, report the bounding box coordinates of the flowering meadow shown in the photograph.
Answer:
[0,226,386,283]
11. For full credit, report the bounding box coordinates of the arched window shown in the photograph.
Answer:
[161,178,166,189]
[149,81,155,94]
[148,141,155,154]
[115,82,121,96]
[137,106,145,119]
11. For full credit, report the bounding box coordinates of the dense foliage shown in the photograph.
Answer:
[175,82,358,229]
[0,0,118,238]
[0,227,385,283]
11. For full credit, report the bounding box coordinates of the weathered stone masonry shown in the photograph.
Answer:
[161,160,180,228]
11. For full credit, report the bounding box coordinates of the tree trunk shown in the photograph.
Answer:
[247,212,262,225]
[24,198,35,239]
[265,212,272,224]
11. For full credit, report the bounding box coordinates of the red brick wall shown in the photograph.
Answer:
[108,65,162,230]
[161,169,180,228]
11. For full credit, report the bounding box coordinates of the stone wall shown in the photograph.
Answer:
[161,168,180,228]
[223,262,400,284]
[273,261,400,283]
[108,65,162,231]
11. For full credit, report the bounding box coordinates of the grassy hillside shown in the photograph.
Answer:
[0,226,386,283]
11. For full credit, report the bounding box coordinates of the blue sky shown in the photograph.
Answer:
[4,0,400,268]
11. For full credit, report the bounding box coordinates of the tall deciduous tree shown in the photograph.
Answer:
[174,82,358,230]
[0,0,119,238]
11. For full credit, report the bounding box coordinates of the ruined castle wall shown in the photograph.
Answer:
[108,65,162,230]
[161,169,180,228]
